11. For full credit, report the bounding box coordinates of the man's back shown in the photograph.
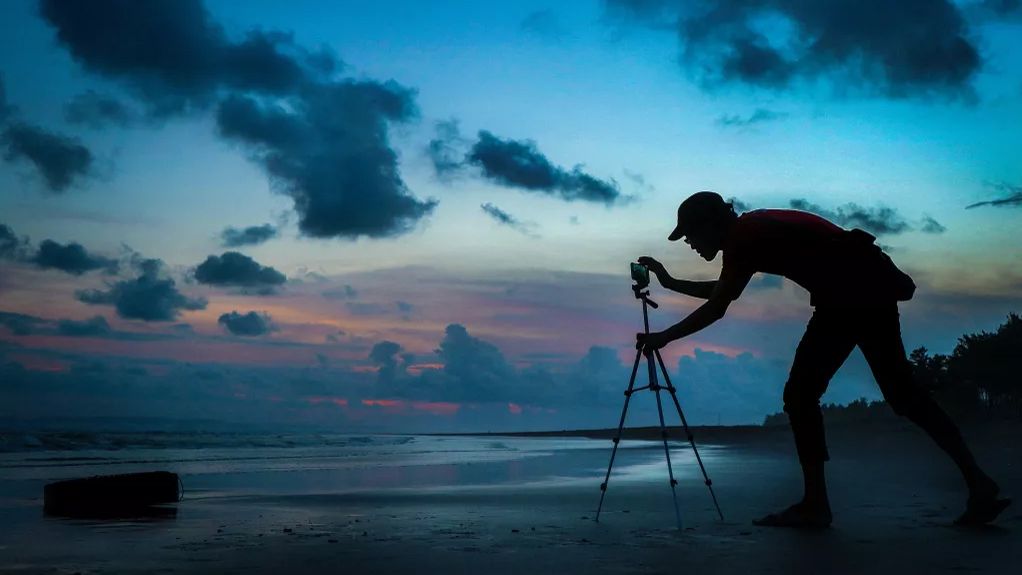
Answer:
[721,209,909,305]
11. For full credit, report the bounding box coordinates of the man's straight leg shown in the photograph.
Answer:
[857,304,1009,524]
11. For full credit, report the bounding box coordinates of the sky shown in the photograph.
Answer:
[1,0,1020,432]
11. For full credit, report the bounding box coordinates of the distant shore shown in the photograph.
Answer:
[427,418,1019,446]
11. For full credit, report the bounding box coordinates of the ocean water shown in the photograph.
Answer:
[0,430,722,504]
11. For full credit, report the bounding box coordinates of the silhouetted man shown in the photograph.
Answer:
[636,191,1010,528]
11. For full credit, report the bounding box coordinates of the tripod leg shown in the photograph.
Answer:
[595,347,644,522]
[654,348,725,521]
[648,349,684,531]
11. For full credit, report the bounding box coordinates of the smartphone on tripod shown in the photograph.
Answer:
[630,262,650,289]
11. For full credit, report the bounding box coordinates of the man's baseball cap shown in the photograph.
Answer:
[668,191,729,241]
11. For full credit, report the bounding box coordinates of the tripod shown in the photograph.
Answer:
[595,282,724,530]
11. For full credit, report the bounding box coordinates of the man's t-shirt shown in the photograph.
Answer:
[717,209,910,306]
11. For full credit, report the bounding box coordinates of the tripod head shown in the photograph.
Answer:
[632,282,658,308]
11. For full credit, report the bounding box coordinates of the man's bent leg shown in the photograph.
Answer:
[859,305,1010,524]
[755,309,855,527]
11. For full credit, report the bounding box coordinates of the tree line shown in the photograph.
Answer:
[764,313,1022,426]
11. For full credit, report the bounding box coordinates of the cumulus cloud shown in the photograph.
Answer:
[369,340,411,384]
[789,198,913,236]
[716,108,788,128]
[193,251,286,289]
[217,310,276,336]
[31,239,119,275]
[64,90,136,128]
[57,315,112,337]
[965,183,1022,209]
[41,0,436,240]
[605,0,988,99]
[1,122,93,192]
[480,203,539,236]
[77,259,207,321]
[672,349,790,424]
[220,223,278,247]
[427,323,518,401]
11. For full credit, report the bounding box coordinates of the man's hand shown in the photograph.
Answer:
[637,256,666,279]
[636,330,671,353]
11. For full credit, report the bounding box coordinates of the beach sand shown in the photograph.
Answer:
[2,422,1020,574]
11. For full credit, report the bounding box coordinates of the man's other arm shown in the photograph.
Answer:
[657,274,717,299]
[661,265,753,342]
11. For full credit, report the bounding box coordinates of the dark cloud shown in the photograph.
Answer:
[77,259,207,321]
[920,215,947,234]
[1,224,117,274]
[322,284,358,300]
[606,0,984,99]
[216,85,436,239]
[716,108,788,128]
[0,224,30,260]
[426,119,467,179]
[41,0,435,240]
[480,203,539,236]
[965,183,1022,209]
[0,311,45,336]
[395,301,414,314]
[193,251,286,289]
[64,90,136,128]
[218,311,276,337]
[57,315,112,337]
[39,0,330,116]
[788,198,911,236]
[2,122,93,192]
[31,239,119,275]
[220,223,278,247]
[467,131,623,205]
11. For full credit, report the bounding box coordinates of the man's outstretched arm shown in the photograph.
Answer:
[637,264,753,351]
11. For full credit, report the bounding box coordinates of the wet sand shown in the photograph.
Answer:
[2,421,1019,574]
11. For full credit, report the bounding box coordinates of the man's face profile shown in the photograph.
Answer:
[682,222,721,262]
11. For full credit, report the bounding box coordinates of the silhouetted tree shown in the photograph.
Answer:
[910,346,980,419]
[949,313,1022,416]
